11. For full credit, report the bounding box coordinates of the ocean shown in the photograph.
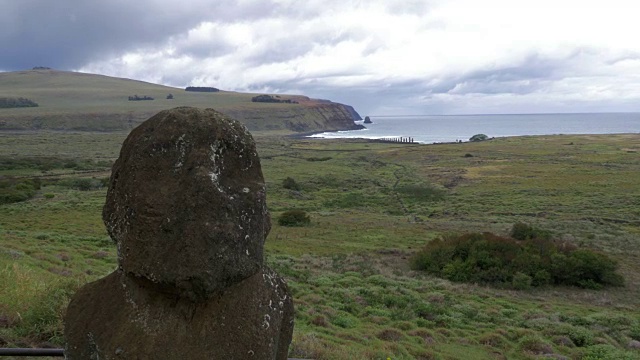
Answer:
[309,113,640,144]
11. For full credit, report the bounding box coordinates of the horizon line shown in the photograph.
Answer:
[367,111,640,117]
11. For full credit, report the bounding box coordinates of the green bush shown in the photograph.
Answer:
[582,344,637,360]
[0,178,40,204]
[324,192,368,208]
[510,222,551,240]
[517,335,552,354]
[58,178,103,191]
[282,177,301,191]
[411,226,624,289]
[306,156,332,162]
[0,97,38,108]
[278,210,311,227]
[396,184,445,202]
[512,272,533,290]
[630,323,640,341]
[0,156,112,171]
[469,134,489,142]
[332,315,359,328]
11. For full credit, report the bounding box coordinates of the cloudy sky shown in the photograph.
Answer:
[2,0,640,115]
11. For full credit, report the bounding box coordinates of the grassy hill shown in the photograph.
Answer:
[0,69,361,132]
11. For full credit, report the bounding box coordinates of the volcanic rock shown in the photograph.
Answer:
[64,107,294,360]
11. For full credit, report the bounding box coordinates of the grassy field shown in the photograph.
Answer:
[1,131,639,359]
[0,69,359,132]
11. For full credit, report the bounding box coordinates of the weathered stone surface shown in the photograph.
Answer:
[65,107,294,359]
[104,107,270,300]
[65,268,294,360]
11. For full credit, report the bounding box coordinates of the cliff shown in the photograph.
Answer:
[223,99,363,132]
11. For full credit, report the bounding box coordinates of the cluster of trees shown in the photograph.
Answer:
[0,97,39,108]
[185,86,219,92]
[128,95,154,101]
[251,95,297,104]
[411,223,624,290]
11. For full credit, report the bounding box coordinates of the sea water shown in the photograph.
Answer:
[309,113,640,143]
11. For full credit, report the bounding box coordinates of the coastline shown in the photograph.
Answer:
[286,123,366,140]
[298,113,640,144]
[289,131,640,146]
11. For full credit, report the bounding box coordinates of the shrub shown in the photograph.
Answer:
[0,178,39,204]
[469,134,489,142]
[517,335,553,354]
[282,177,301,191]
[185,86,219,92]
[512,272,533,290]
[324,192,367,208]
[332,315,358,328]
[58,178,103,191]
[377,328,403,341]
[0,157,111,172]
[630,323,640,341]
[396,184,445,202]
[306,156,332,162]
[0,97,39,108]
[510,222,551,240]
[582,344,637,360]
[411,227,624,289]
[278,210,311,227]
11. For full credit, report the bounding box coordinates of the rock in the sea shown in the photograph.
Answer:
[65,107,294,360]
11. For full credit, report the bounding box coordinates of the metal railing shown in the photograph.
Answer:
[0,348,64,357]
[0,348,308,359]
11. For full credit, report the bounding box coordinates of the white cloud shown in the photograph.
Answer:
[69,0,640,114]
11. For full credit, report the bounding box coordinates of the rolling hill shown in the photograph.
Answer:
[0,69,362,132]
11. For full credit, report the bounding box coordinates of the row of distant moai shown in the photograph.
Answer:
[64,107,294,359]
[379,136,415,143]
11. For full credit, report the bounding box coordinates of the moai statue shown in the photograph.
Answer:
[64,107,294,359]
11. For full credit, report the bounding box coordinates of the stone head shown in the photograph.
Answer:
[103,107,270,300]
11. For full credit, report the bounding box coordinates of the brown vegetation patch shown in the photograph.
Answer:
[92,251,109,259]
[47,267,72,276]
[377,328,404,342]
[409,329,436,344]
[477,332,507,348]
[310,315,328,327]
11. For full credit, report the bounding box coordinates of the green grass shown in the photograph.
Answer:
[1,132,640,359]
[0,69,359,132]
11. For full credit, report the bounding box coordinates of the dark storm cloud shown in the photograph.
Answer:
[0,0,279,70]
